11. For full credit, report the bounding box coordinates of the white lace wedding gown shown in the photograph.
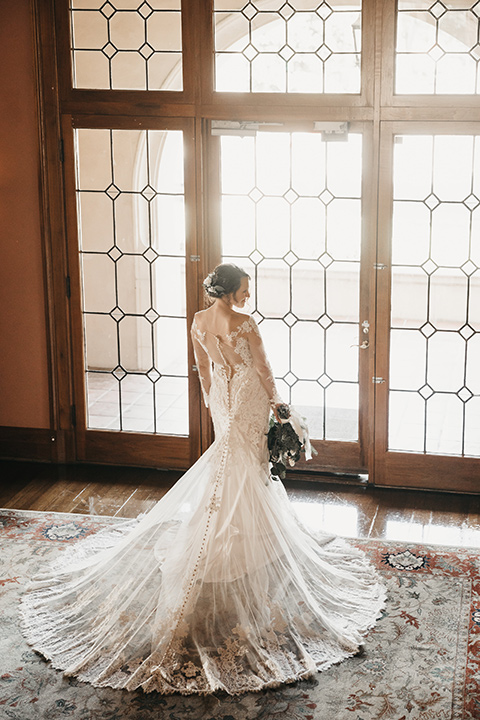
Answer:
[20,314,386,695]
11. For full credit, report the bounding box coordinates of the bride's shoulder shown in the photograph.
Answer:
[191,309,209,336]
[229,313,256,337]
[193,309,209,325]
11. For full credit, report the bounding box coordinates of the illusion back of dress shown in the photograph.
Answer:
[191,314,282,457]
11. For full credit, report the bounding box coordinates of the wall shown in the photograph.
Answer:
[0,0,50,428]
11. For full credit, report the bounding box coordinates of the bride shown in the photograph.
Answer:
[20,263,386,696]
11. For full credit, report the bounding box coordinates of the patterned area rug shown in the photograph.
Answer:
[0,509,479,720]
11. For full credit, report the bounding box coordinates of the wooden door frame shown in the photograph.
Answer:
[374,120,480,493]
[30,0,76,462]
[32,0,480,489]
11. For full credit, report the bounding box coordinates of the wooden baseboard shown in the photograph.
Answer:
[0,426,55,462]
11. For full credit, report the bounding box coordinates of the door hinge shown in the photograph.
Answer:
[71,404,77,427]
[190,255,201,262]
[59,138,65,163]
[372,377,386,384]
[66,275,71,299]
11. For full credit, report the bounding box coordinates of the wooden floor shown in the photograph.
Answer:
[1,460,480,548]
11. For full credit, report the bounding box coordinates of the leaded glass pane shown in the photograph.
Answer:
[395,1,480,94]
[75,128,188,435]
[214,0,362,93]
[389,134,480,457]
[70,1,182,90]
[220,131,362,441]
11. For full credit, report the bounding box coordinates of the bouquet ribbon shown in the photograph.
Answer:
[280,407,313,461]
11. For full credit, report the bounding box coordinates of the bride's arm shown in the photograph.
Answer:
[191,324,212,408]
[245,318,285,413]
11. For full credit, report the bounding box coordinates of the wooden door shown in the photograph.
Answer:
[207,122,377,474]
[63,116,204,469]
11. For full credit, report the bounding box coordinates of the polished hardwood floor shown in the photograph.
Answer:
[1,460,480,549]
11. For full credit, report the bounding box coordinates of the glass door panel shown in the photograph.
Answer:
[69,120,199,469]
[376,126,480,492]
[218,128,368,472]
[76,127,188,435]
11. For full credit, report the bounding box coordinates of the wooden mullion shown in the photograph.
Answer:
[62,90,193,111]
[183,118,203,464]
[381,106,480,122]
[183,0,205,107]
[373,121,395,486]
[379,0,396,111]
[361,0,376,109]
[205,92,371,110]
[358,122,376,474]
[61,113,86,462]
[199,119,221,453]
[70,114,194,130]
[32,0,75,462]
[201,105,375,122]
[198,0,216,106]
[388,95,480,110]
[367,0,386,485]
[53,0,72,106]
[63,97,196,117]
[378,120,480,135]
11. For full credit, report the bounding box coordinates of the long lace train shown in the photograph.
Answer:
[20,314,386,695]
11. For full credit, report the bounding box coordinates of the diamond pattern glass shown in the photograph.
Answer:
[75,128,188,435]
[214,0,362,93]
[388,134,480,457]
[219,131,362,441]
[396,0,480,94]
[70,0,182,90]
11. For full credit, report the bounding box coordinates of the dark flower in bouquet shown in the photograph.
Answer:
[267,404,304,481]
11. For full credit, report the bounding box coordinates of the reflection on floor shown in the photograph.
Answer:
[1,460,479,549]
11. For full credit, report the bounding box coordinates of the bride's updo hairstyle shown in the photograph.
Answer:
[203,263,250,299]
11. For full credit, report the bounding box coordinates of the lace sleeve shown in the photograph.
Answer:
[191,320,212,408]
[244,317,283,407]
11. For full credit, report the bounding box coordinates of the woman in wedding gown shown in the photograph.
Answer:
[20,263,385,696]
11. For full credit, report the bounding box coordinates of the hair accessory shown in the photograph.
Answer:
[203,272,215,289]
[203,272,226,297]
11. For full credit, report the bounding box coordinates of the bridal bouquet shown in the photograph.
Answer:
[267,405,314,480]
